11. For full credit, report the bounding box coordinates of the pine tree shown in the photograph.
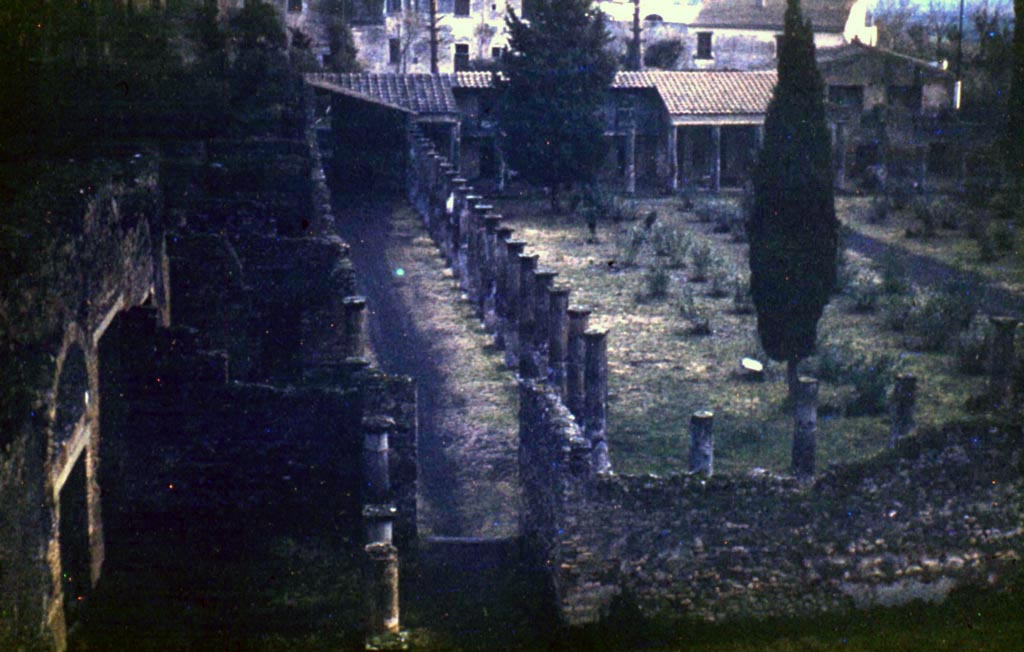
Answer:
[500,0,617,210]
[748,0,837,391]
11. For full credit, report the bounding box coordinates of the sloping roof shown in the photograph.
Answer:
[614,70,777,116]
[691,0,855,32]
[308,73,459,114]
[450,71,502,89]
[817,42,953,79]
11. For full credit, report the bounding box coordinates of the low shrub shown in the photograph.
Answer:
[846,272,881,313]
[707,267,730,298]
[651,224,691,268]
[954,314,990,375]
[977,228,998,262]
[991,221,1016,253]
[909,197,937,238]
[678,286,712,335]
[689,241,714,282]
[616,224,647,267]
[867,196,889,224]
[809,339,895,416]
[732,278,755,314]
[642,263,671,300]
[889,180,915,210]
[880,254,910,296]
[881,293,914,332]
[904,280,981,352]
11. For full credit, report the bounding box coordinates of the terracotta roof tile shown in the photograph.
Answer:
[614,70,777,116]
[314,73,459,114]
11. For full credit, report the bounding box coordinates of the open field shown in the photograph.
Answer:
[495,193,997,477]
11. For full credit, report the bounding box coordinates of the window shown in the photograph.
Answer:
[491,46,503,59]
[828,85,864,111]
[455,0,470,16]
[696,32,713,60]
[454,43,470,71]
[288,0,302,11]
[389,38,400,64]
[387,0,402,12]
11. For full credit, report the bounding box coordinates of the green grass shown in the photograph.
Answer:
[495,195,990,477]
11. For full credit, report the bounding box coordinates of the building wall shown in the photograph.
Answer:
[351,0,521,73]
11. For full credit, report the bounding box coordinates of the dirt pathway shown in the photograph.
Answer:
[332,196,519,539]
[844,230,1024,318]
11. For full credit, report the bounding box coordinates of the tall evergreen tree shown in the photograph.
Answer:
[748,0,837,391]
[1008,0,1024,182]
[500,0,617,210]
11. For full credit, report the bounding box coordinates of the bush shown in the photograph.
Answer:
[732,278,755,314]
[846,272,881,313]
[889,181,915,210]
[651,224,691,268]
[908,197,937,238]
[954,315,990,375]
[707,267,730,298]
[616,224,647,267]
[904,281,981,352]
[809,340,895,416]
[644,38,686,69]
[678,286,711,335]
[977,228,998,262]
[880,254,910,296]
[867,196,889,224]
[689,241,713,282]
[991,221,1016,253]
[642,263,671,301]
[881,293,914,332]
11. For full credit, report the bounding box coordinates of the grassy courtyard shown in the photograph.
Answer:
[494,192,1001,477]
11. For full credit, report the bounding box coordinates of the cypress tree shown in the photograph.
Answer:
[1008,0,1024,183]
[500,0,617,210]
[748,0,837,392]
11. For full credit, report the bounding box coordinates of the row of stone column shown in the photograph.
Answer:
[407,132,613,474]
[361,415,401,643]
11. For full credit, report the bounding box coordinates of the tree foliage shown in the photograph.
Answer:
[1007,0,1024,178]
[748,0,837,372]
[644,38,686,69]
[500,0,617,205]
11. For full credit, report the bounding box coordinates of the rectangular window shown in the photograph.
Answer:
[696,32,713,59]
[455,0,470,16]
[288,0,302,11]
[454,43,470,71]
[828,85,864,111]
[491,46,503,59]
[387,0,402,12]
[389,38,400,64]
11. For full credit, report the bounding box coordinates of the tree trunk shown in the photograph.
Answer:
[786,358,799,401]
[429,0,439,74]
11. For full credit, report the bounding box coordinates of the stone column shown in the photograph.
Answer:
[496,142,507,192]
[889,374,917,447]
[566,306,591,421]
[625,127,637,196]
[363,503,395,546]
[481,214,503,324]
[518,253,540,378]
[459,194,482,289]
[584,328,611,473]
[503,240,527,368]
[681,127,694,187]
[440,168,458,249]
[834,122,847,189]
[493,225,515,349]
[448,180,468,269]
[548,285,571,397]
[710,126,722,194]
[362,416,393,504]
[989,316,1019,408]
[666,124,678,194]
[450,120,461,168]
[688,410,714,477]
[533,269,558,371]
[469,203,493,308]
[792,376,818,481]
[365,542,400,636]
[343,295,367,358]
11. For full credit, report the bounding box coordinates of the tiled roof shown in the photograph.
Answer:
[450,71,503,89]
[310,73,459,114]
[614,70,777,116]
[692,0,855,31]
[817,42,953,78]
